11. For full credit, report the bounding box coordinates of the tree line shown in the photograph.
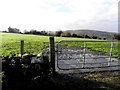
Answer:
[55,31,120,40]
[2,27,120,40]
[24,30,120,40]
[24,30,50,36]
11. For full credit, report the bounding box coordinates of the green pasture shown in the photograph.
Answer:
[0,33,119,59]
[1,33,90,56]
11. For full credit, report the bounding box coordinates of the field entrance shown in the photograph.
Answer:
[55,40,120,72]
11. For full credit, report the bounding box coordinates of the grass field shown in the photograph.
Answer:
[0,32,119,59]
[0,32,92,56]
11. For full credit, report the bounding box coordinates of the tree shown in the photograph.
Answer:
[113,34,120,40]
[29,30,38,35]
[55,31,63,37]
[77,34,84,38]
[40,31,47,35]
[60,32,71,37]
[24,30,48,35]
[84,34,91,39]
[103,38,106,40]
[92,36,98,39]
[72,34,78,37]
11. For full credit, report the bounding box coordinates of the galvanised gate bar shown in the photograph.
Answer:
[56,40,120,70]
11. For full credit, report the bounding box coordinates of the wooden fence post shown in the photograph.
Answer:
[49,37,55,75]
[20,40,24,56]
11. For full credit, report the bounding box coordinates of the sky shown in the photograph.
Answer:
[0,0,119,33]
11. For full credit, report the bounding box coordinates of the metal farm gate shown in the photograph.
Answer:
[55,40,120,71]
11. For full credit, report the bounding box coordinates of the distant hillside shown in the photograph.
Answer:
[66,30,116,37]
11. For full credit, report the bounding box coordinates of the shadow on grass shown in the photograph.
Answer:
[2,72,120,90]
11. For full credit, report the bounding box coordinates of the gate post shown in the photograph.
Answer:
[20,40,24,56]
[49,37,55,75]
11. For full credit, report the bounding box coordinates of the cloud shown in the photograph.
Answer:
[63,0,118,32]
[0,0,118,32]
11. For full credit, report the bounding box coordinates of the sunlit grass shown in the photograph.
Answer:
[1,32,119,58]
[1,33,91,56]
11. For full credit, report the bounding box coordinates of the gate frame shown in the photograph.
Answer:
[56,40,119,70]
